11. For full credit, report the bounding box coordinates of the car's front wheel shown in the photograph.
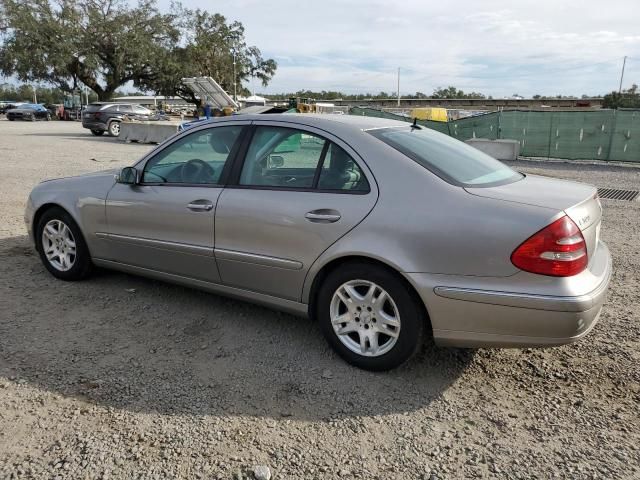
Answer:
[91,129,104,136]
[35,207,93,281]
[108,120,121,137]
[317,262,425,371]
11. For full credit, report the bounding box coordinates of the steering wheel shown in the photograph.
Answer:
[180,159,216,183]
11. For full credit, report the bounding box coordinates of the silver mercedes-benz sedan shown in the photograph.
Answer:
[25,114,612,370]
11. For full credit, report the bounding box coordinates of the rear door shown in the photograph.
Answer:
[104,123,248,282]
[214,121,378,301]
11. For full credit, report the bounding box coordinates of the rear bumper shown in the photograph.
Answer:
[405,241,612,348]
[82,120,107,131]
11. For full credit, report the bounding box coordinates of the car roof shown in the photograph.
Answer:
[89,102,149,107]
[196,113,409,132]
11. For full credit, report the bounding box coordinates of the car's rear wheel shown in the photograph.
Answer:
[317,262,425,371]
[35,207,92,281]
[108,121,121,137]
[91,129,104,136]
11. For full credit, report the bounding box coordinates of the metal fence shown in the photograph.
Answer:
[349,107,640,162]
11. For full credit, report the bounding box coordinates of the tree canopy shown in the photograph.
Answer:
[602,84,640,109]
[139,6,277,104]
[431,86,486,99]
[0,0,277,103]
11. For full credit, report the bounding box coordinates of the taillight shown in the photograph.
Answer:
[94,112,102,119]
[511,215,587,277]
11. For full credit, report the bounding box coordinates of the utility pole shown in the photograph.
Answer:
[32,84,37,104]
[233,51,237,102]
[618,56,627,94]
[397,67,400,107]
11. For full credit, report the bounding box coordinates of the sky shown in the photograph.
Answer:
[156,0,640,97]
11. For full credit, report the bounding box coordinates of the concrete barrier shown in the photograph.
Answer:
[119,121,181,144]
[464,138,521,160]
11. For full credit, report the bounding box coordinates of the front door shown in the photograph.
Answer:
[215,122,377,301]
[104,124,246,282]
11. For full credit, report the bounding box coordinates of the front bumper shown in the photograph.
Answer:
[405,241,612,348]
[24,195,36,244]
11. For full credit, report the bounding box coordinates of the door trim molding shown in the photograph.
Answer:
[214,248,303,270]
[92,258,308,317]
[96,232,213,256]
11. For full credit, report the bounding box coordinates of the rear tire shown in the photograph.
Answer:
[108,121,121,137]
[317,262,425,371]
[91,129,104,136]
[35,207,93,281]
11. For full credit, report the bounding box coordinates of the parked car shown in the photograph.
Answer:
[6,103,51,121]
[81,102,152,137]
[44,103,65,120]
[25,115,612,371]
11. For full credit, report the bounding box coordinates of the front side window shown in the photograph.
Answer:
[239,126,327,188]
[369,127,523,187]
[143,125,243,184]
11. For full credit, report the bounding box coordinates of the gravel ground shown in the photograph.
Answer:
[0,120,639,480]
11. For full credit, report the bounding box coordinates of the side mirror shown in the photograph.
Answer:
[117,166,139,185]
[268,155,285,168]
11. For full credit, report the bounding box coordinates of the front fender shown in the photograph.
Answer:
[26,172,117,257]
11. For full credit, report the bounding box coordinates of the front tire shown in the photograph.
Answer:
[317,262,425,371]
[108,120,121,137]
[35,207,93,281]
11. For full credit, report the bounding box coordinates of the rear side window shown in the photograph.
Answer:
[238,126,369,192]
[369,127,523,187]
[240,127,326,188]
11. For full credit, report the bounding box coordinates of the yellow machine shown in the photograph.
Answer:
[411,107,448,122]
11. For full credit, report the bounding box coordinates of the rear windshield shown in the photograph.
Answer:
[85,103,105,112]
[369,127,523,187]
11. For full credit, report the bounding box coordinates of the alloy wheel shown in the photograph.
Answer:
[41,219,76,272]
[330,280,401,357]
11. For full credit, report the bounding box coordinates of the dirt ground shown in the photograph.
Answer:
[0,119,639,480]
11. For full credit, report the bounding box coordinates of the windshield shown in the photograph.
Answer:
[369,127,523,187]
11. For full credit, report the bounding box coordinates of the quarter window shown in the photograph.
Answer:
[143,126,243,184]
[317,143,369,192]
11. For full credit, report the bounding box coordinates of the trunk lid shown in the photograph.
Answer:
[465,174,602,261]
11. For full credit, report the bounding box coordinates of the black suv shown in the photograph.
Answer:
[81,102,151,137]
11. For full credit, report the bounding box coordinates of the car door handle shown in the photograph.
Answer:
[305,210,341,223]
[187,201,214,211]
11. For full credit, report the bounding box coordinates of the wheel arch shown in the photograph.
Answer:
[32,203,83,244]
[306,254,432,331]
